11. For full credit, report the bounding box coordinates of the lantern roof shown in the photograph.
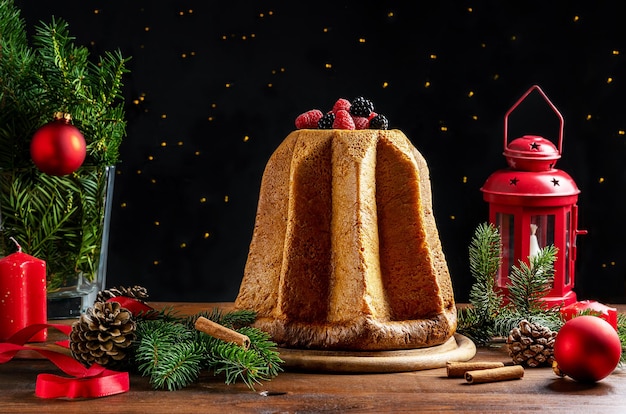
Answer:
[481,167,580,206]
[504,135,561,172]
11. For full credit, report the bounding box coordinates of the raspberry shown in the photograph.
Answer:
[331,98,351,114]
[333,109,355,130]
[350,96,374,117]
[295,109,324,129]
[369,113,389,130]
[318,112,335,129]
[352,116,369,130]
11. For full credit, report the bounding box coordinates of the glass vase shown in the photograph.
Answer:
[0,165,115,318]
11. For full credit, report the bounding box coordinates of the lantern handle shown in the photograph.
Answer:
[503,84,564,154]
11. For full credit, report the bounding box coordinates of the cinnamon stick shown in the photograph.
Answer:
[194,316,251,350]
[446,361,505,378]
[464,365,524,384]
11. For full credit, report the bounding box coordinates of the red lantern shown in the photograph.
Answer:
[481,85,587,307]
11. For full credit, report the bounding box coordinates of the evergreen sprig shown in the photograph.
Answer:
[0,0,129,289]
[458,222,563,344]
[133,309,283,391]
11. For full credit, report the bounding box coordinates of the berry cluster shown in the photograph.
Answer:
[295,96,389,130]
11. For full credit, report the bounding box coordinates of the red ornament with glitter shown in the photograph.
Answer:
[30,113,87,176]
[553,315,621,382]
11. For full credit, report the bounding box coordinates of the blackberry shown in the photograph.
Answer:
[369,114,389,130]
[318,112,335,129]
[349,96,375,117]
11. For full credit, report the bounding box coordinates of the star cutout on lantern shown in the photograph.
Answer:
[510,177,519,185]
[551,178,560,186]
[530,142,540,150]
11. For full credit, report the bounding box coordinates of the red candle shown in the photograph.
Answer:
[0,239,47,342]
[560,300,617,330]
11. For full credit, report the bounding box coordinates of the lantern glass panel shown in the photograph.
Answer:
[565,211,571,285]
[530,214,555,257]
[496,212,515,286]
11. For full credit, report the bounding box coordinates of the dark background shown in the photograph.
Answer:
[15,0,626,303]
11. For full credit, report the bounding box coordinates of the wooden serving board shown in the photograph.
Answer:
[278,333,476,373]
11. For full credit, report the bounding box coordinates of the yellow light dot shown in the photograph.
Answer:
[144,27,150,32]
[121,202,127,208]
[200,197,207,203]
[358,38,366,43]
[462,176,468,183]
[619,130,625,135]
[195,151,201,156]
[467,7,473,12]
[224,195,229,203]
[481,43,486,48]
[511,35,517,41]
[151,178,157,184]
[208,116,214,121]
[493,73,500,80]
[599,177,605,183]
[136,170,142,175]
[382,81,389,88]
[161,141,167,147]
[573,15,580,22]
[241,35,247,40]
[325,63,332,69]
[607,77,613,83]
[468,91,474,97]
[440,126,448,132]
[611,261,616,266]
[203,232,210,239]
[267,83,273,88]
[243,135,250,142]
[161,114,167,119]
[387,12,394,18]
[602,263,607,268]
[94,9,100,14]
[425,81,431,88]
[612,50,620,55]
[181,53,187,58]
[178,141,184,146]
[472,115,478,120]
[586,114,592,120]
[133,99,140,105]
[430,54,437,59]
[153,260,159,266]
[225,83,232,88]
[180,243,187,248]
[450,215,456,220]
[154,221,160,226]
[323,27,329,33]
[148,155,154,160]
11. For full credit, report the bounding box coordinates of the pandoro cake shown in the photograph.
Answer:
[235,99,456,351]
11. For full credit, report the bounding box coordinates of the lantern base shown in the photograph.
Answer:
[541,290,577,308]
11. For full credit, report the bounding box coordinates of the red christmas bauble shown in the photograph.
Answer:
[554,315,622,382]
[30,117,87,176]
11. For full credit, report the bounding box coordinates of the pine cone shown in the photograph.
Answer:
[96,285,149,304]
[507,319,557,367]
[70,301,136,368]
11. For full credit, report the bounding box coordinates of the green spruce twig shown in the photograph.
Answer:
[133,308,283,391]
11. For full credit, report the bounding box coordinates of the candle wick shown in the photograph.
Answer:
[9,237,22,253]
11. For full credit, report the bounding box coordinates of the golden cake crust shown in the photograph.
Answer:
[235,129,456,350]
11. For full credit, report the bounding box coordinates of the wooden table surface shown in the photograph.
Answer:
[1,302,625,413]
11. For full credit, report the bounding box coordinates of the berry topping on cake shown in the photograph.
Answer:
[369,113,389,130]
[331,98,351,114]
[349,96,375,117]
[295,109,324,129]
[317,112,336,129]
[332,109,356,130]
[295,97,390,130]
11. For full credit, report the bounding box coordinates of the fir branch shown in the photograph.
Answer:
[506,245,558,315]
[468,222,503,319]
[133,309,283,391]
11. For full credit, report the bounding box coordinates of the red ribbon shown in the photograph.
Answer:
[0,323,129,399]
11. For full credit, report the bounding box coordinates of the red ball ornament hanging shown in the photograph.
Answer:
[553,315,622,382]
[30,113,87,176]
